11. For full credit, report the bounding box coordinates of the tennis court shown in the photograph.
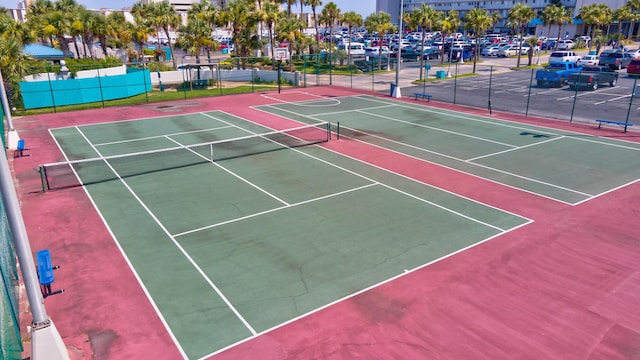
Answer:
[257,94,640,205]
[14,87,640,359]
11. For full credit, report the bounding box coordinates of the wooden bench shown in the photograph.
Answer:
[596,119,634,133]
[414,93,432,101]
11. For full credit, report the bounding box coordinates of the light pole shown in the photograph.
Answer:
[392,0,404,98]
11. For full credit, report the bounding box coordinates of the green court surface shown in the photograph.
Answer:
[257,95,640,204]
[48,110,529,359]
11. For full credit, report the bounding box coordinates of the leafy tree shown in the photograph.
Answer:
[342,11,362,65]
[147,1,181,69]
[612,5,633,45]
[305,0,322,53]
[578,3,612,50]
[408,4,440,79]
[508,3,535,68]
[364,11,393,70]
[464,8,492,73]
[320,2,340,67]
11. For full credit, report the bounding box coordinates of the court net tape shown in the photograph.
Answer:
[39,122,330,191]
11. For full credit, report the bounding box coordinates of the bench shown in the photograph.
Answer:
[414,93,433,101]
[596,119,634,133]
[36,249,64,298]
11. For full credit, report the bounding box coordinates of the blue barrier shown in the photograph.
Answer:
[20,68,152,109]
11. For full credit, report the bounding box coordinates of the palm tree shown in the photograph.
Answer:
[612,6,633,46]
[342,11,362,65]
[282,0,297,19]
[555,7,573,50]
[148,1,181,69]
[364,11,393,70]
[306,0,322,53]
[411,4,440,80]
[176,14,214,64]
[541,5,561,42]
[277,16,304,70]
[508,3,535,68]
[440,10,460,64]
[490,11,502,33]
[127,14,153,63]
[256,0,281,68]
[321,2,340,67]
[578,4,612,49]
[627,0,640,39]
[221,0,258,69]
[106,11,129,49]
[464,8,492,73]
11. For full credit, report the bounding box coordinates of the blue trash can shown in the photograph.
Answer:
[390,83,397,96]
[436,70,446,79]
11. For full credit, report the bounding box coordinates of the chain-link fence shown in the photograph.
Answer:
[12,57,640,128]
[0,192,23,360]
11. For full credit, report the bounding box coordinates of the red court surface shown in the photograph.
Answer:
[10,86,640,359]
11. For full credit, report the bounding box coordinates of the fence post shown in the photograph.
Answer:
[626,77,637,123]
[453,62,458,104]
[95,65,106,108]
[488,65,493,114]
[525,67,534,116]
[45,69,57,113]
[217,60,223,97]
[569,68,581,123]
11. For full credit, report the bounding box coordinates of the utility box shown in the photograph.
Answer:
[436,70,446,79]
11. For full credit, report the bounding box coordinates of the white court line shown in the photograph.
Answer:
[94,124,235,146]
[174,183,377,237]
[74,126,259,337]
[357,109,518,148]
[267,98,592,202]
[198,217,533,360]
[50,110,215,130]
[466,136,565,162]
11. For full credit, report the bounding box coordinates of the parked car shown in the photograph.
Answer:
[625,49,640,59]
[599,51,633,70]
[481,45,500,56]
[364,46,391,57]
[567,65,619,90]
[422,48,441,60]
[535,62,582,87]
[556,40,575,49]
[497,44,520,57]
[548,51,581,63]
[577,54,599,66]
[627,59,640,76]
[391,47,422,62]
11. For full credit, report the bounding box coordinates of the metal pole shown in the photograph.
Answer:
[0,143,48,326]
[626,77,637,123]
[488,65,493,114]
[0,70,14,130]
[525,67,534,116]
[393,0,404,98]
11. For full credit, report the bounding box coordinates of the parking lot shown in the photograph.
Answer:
[396,52,640,126]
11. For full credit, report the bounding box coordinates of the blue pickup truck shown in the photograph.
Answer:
[535,62,582,87]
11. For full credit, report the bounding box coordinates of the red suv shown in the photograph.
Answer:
[627,59,640,76]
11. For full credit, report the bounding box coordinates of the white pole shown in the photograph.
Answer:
[392,0,404,98]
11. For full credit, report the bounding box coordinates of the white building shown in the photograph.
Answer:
[378,0,630,39]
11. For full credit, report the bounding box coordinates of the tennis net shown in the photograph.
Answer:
[39,122,330,191]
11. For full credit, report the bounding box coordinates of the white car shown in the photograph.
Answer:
[577,54,599,66]
[548,51,581,63]
[556,40,575,50]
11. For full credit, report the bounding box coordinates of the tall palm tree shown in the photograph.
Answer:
[555,7,573,50]
[306,0,322,53]
[364,11,393,70]
[464,8,492,73]
[612,6,633,46]
[440,10,460,64]
[148,1,181,69]
[508,3,535,68]
[342,11,362,65]
[490,11,502,33]
[410,4,440,80]
[282,0,297,19]
[91,13,109,58]
[176,13,214,64]
[320,2,340,67]
[578,4,612,48]
[256,0,282,67]
[222,0,258,69]
[627,0,640,39]
[127,14,153,63]
[541,5,561,41]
